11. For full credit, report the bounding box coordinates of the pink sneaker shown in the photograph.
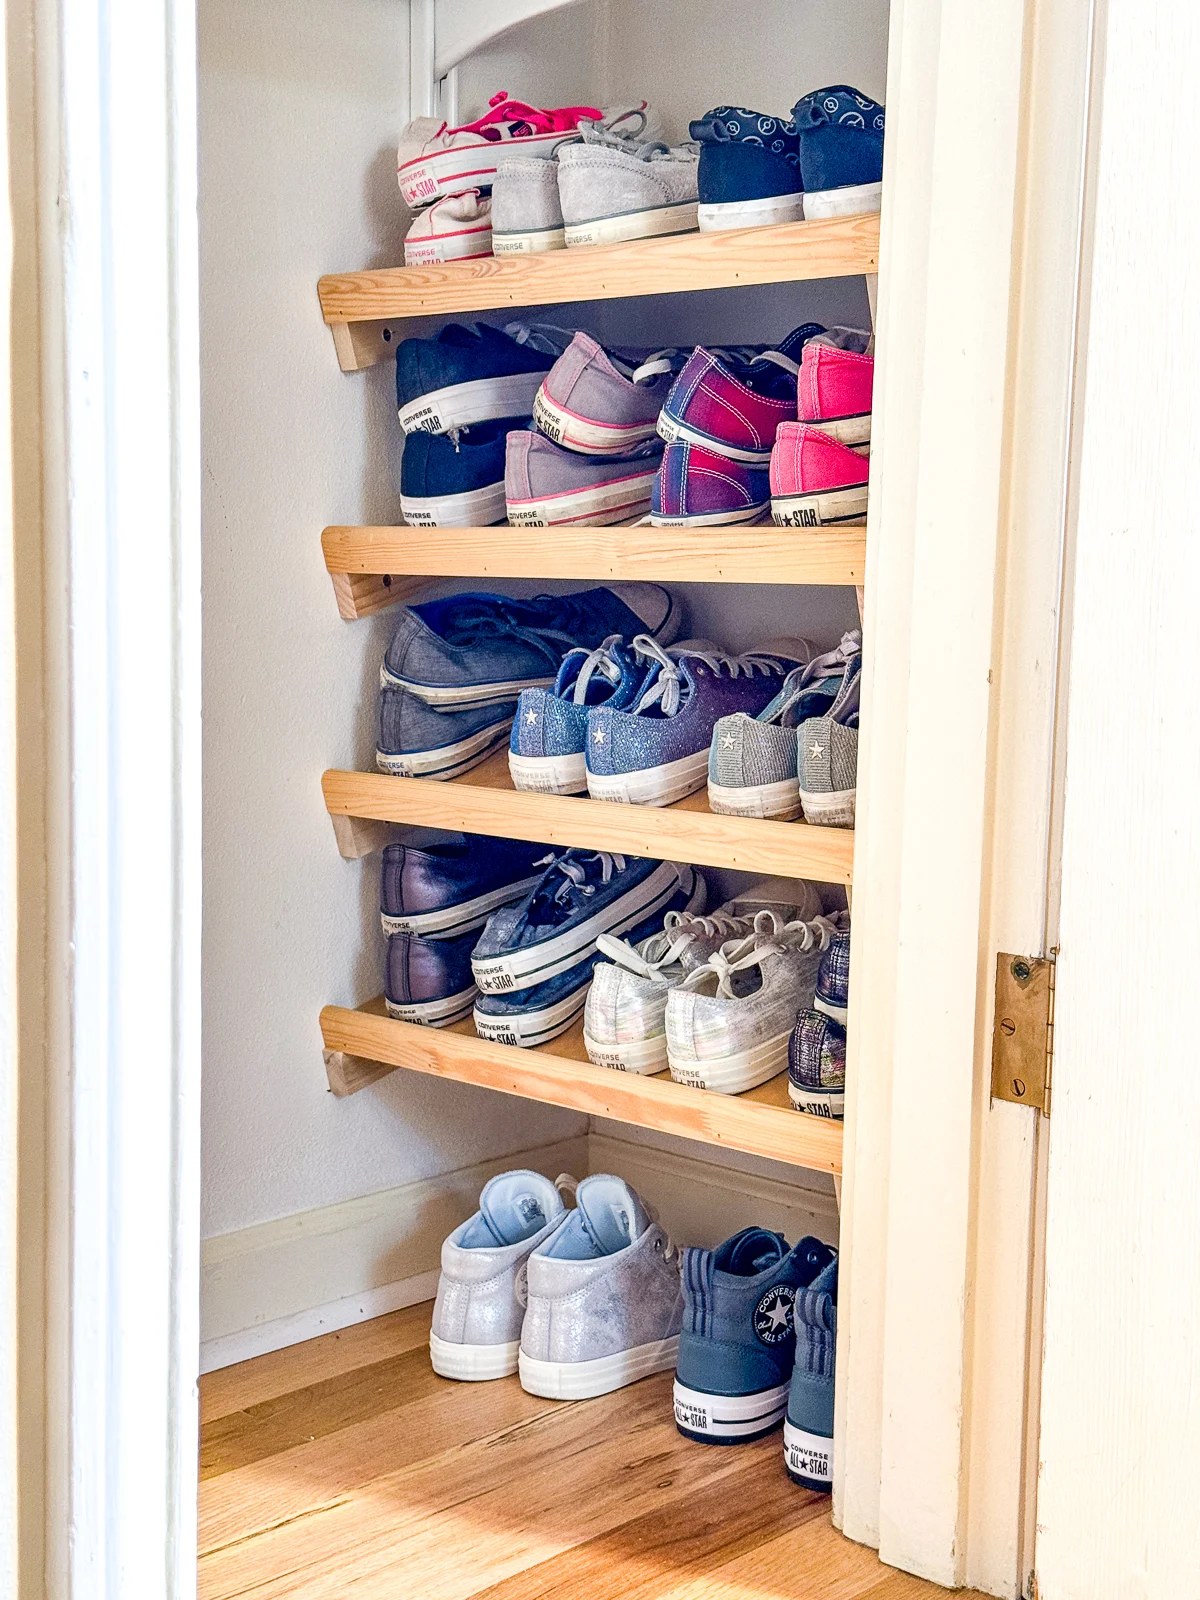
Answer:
[404,192,492,266]
[397,93,601,207]
[799,329,874,450]
[770,425,869,527]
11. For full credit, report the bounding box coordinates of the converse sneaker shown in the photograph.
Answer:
[787,1008,847,1118]
[385,930,478,1027]
[798,710,860,827]
[791,87,885,219]
[799,328,875,450]
[784,1255,838,1487]
[403,190,492,266]
[396,322,572,437]
[656,326,825,464]
[557,121,700,247]
[398,93,600,206]
[770,424,870,527]
[505,429,663,526]
[377,686,516,779]
[380,837,547,939]
[534,333,688,456]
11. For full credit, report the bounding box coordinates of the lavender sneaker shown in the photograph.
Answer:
[534,333,687,456]
[505,429,663,527]
[651,441,771,526]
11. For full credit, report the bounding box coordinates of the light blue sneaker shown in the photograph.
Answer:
[783,1256,838,1489]
[508,635,647,795]
[673,1227,836,1443]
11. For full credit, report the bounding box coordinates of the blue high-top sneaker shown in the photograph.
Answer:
[673,1228,836,1443]
[783,1255,838,1490]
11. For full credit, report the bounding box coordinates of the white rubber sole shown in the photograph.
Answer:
[519,1335,680,1400]
[533,386,660,456]
[492,226,567,255]
[799,785,857,828]
[656,409,774,466]
[381,663,555,710]
[783,1419,834,1489]
[788,1080,845,1119]
[381,872,542,939]
[815,996,849,1027]
[398,133,565,207]
[398,371,548,436]
[807,412,872,450]
[648,503,769,527]
[673,1378,790,1442]
[385,984,477,1027]
[771,483,869,528]
[403,228,492,266]
[583,1029,669,1075]
[429,1330,520,1382]
[801,181,883,220]
[473,983,589,1049]
[707,775,802,821]
[400,480,507,529]
[586,747,708,808]
[509,748,589,795]
[505,468,658,527]
[668,1029,791,1095]
[564,200,699,249]
[375,717,513,781]
[698,192,805,232]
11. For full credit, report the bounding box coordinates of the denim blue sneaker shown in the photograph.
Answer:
[381,585,682,711]
[691,106,804,232]
[376,687,517,778]
[673,1228,836,1443]
[509,635,648,795]
[396,321,573,436]
[400,420,523,528]
[586,637,805,806]
[783,1256,838,1488]
[471,852,698,994]
[792,87,885,219]
[384,928,478,1026]
[380,837,549,939]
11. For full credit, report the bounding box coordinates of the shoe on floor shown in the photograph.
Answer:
[691,105,805,232]
[519,1174,683,1399]
[396,321,572,437]
[398,92,600,206]
[788,1007,848,1118]
[376,686,517,779]
[784,1255,839,1486]
[505,428,663,526]
[380,837,548,939]
[509,635,648,795]
[400,419,521,528]
[651,441,771,526]
[404,190,492,266]
[557,120,700,248]
[673,1227,836,1441]
[430,1169,576,1380]
[791,86,885,219]
[799,328,875,449]
[385,928,479,1027]
[656,326,825,463]
[534,332,689,456]
[770,424,870,527]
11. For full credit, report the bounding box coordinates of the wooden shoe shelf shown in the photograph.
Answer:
[317,216,876,1178]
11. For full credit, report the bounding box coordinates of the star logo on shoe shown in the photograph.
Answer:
[809,741,824,759]
[592,727,606,745]
[720,734,736,749]
[525,710,538,725]
[752,1283,797,1346]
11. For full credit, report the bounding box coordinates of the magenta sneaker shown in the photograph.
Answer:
[799,330,875,449]
[656,325,824,463]
[534,334,687,456]
[505,430,662,526]
[397,93,601,206]
[651,441,770,527]
[770,425,869,528]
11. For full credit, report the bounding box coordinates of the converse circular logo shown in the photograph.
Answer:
[753,1283,796,1346]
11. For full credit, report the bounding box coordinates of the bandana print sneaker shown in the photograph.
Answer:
[403,190,492,266]
[557,121,700,247]
[509,635,648,795]
[505,429,663,526]
[770,424,870,527]
[788,1008,848,1118]
[656,326,825,463]
[385,929,479,1027]
[376,686,517,779]
[397,92,601,207]
[691,105,805,232]
[430,1169,576,1380]
[651,441,771,526]
[799,328,875,450]
[784,1255,838,1486]
[396,322,573,437]
[674,1228,835,1443]
[519,1174,683,1399]
[399,420,517,529]
[792,86,885,219]
[534,333,690,456]
[379,837,547,940]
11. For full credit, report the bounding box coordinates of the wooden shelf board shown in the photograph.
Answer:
[321,523,867,619]
[318,214,881,371]
[323,750,855,883]
[320,999,843,1175]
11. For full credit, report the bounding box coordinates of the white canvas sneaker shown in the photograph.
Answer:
[404,191,492,265]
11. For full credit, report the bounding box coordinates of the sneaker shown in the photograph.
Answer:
[770,424,870,527]
[656,326,825,463]
[534,334,687,456]
[673,1228,836,1442]
[691,105,804,232]
[400,420,517,528]
[558,121,700,247]
[783,1256,838,1486]
[799,328,875,449]
[651,441,771,526]
[396,322,572,437]
[384,929,478,1026]
[505,429,662,526]
[403,190,492,266]
[471,852,698,995]
[519,1174,683,1399]
[815,929,851,1022]
[665,909,849,1093]
[397,93,600,206]
[798,711,860,827]
[380,584,681,710]
[380,837,548,939]
[708,632,861,820]
[586,638,804,807]
[376,687,517,779]
[509,635,648,795]
[788,1008,847,1118]
[792,87,885,219]
[429,1169,576,1380]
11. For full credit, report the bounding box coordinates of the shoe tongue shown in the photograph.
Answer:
[719,1227,789,1276]
[476,1171,565,1246]
[574,1174,650,1255]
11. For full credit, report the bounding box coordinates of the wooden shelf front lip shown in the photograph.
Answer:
[319,213,880,327]
[322,524,867,588]
[320,1002,843,1175]
[323,766,855,884]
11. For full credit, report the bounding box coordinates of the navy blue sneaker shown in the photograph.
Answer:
[376,687,516,779]
[791,87,885,219]
[508,635,648,796]
[380,837,549,939]
[400,420,523,528]
[471,853,699,995]
[784,1256,838,1490]
[385,929,478,1026]
[381,585,682,711]
[396,322,573,436]
[691,106,804,233]
[673,1228,836,1443]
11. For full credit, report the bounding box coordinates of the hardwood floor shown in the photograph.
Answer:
[199,1302,980,1600]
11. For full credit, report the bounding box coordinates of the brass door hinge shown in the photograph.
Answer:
[991,950,1056,1115]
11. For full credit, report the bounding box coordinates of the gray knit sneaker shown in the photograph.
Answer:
[558,121,699,247]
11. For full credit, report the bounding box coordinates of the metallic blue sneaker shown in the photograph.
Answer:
[381,584,682,711]
[783,1256,838,1489]
[509,635,647,795]
[380,837,549,939]
[385,929,478,1026]
[377,686,517,779]
[396,321,572,436]
[471,852,699,995]
[674,1228,836,1443]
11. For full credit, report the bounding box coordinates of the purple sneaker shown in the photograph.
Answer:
[657,325,824,463]
[651,441,771,526]
[505,429,662,526]
[533,333,688,456]
[586,637,805,806]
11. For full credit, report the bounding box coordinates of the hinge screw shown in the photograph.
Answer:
[999,1017,1016,1036]
[1011,958,1032,982]
[1012,1078,1026,1097]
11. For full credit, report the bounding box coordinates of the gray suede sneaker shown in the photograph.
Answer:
[558,121,699,247]
[518,1173,683,1399]
[491,156,566,255]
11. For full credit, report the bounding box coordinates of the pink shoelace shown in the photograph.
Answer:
[444,90,601,139]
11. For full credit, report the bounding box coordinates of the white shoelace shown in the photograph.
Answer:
[568,634,624,705]
[630,635,790,717]
[595,908,755,979]
[550,851,626,903]
[680,910,848,998]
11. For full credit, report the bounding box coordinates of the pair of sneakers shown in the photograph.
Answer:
[430,1170,683,1399]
